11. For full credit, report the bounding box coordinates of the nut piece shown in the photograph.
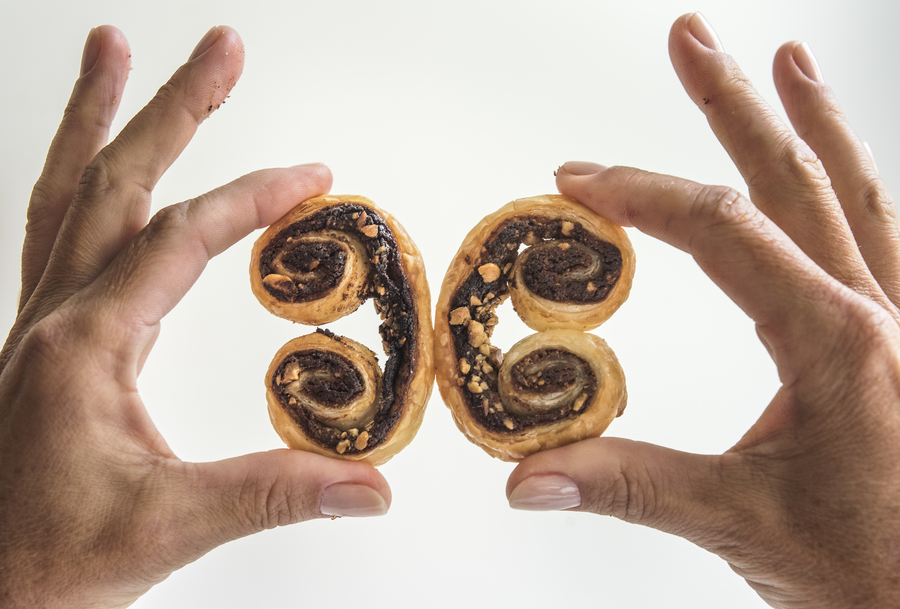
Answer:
[572,394,588,412]
[362,225,379,238]
[467,381,483,394]
[459,358,471,374]
[478,263,501,283]
[449,306,472,326]
[561,220,575,236]
[468,320,487,348]
[336,439,351,454]
[263,273,297,297]
[355,431,370,451]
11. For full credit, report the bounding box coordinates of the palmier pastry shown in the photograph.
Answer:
[434,194,634,461]
[251,195,433,466]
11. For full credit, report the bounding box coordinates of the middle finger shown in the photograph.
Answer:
[30,26,244,318]
[667,13,889,308]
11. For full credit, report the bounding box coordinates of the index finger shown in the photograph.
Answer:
[70,164,332,362]
[556,162,865,383]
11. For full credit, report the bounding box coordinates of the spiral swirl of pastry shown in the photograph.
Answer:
[252,195,433,466]
[434,194,633,461]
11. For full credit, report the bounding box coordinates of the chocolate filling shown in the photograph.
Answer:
[263,205,419,454]
[274,349,365,406]
[269,239,348,302]
[518,240,619,302]
[504,348,597,422]
[448,215,620,433]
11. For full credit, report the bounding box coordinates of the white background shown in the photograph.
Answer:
[1,1,898,607]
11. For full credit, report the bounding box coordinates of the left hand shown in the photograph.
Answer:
[0,25,389,609]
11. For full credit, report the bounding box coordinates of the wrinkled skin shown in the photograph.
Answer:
[508,13,900,609]
[0,25,390,609]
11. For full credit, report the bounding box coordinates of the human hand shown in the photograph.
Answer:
[0,26,390,608]
[507,12,900,608]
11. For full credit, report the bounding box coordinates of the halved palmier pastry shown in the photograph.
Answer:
[251,195,433,466]
[434,195,634,461]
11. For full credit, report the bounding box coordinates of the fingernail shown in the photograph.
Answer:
[559,161,607,176]
[80,27,101,76]
[320,483,388,518]
[508,474,581,511]
[190,26,222,60]
[792,42,824,83]
[688,12,723,52]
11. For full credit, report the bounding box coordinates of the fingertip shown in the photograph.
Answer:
[508,474,582,512]
[80,25,131,78]
[299,162,334,193]
[556,161,607,178]
[686,12,724,53]
[320,482,391,518]
[189,25,243,61]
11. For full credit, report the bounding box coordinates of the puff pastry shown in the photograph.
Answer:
[434,195,634,461]
[252,195,433,466]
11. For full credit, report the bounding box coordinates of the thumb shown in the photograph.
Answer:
[506,438,736,547]
[175,449,391,551]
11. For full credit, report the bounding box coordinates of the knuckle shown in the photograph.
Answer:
[774,139,832,194]
[15,311,76,370]
[691,185,756,229]
[146,201,190,235]
[75,149,117,202]
[238,473,305,531]
[859,179,897,224]
[149,81,182,113]
[597,461,656,524]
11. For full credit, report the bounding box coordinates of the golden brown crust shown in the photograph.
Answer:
[252,195,434,466]
[434,194,633,461]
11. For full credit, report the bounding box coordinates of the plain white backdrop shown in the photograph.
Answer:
[1,1,898,607]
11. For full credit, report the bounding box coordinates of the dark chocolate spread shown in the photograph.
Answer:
[264,205,418,455]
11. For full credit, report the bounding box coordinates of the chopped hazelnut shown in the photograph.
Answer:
[573,394,588,412]
[503,418,515,430]
[561,221,575,236]
[281,361,300,383]
[449,306,472,325]
[586,282,597,293]
[336,439,351,454]
[468,320,487,347]
[558,242,570,251]
[459,358,471,374]
[263,273,296,296]
[470,295,482,306]
[362,224,379,238]
[355,431,370,451]
[467,381,483,394]
[478,263,501,283]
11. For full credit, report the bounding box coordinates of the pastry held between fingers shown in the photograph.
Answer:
[434,195,633,461]
[252,195,434,466]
